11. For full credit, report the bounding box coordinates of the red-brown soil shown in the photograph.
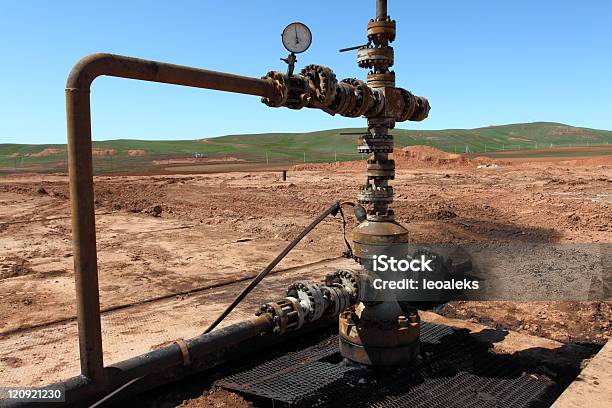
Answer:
[30,148,64,157]
[91,148,117,155]
[0,147,609,390]
[178,388,252,408]
[293,146,504,171]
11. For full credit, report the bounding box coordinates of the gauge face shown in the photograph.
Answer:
[281,22,312,54]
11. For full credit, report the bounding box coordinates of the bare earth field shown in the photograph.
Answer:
[0,147,610,392]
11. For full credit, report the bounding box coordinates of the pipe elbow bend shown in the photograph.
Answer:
[66,53,117,90]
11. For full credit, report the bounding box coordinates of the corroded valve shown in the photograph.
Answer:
[340,0,428,366]
[258,0,429,367]
[256,269,359,336]
[260,66,428,123]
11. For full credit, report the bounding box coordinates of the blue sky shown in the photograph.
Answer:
[1,0,610,144]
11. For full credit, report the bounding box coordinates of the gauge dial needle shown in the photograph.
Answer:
[295,27,299,44]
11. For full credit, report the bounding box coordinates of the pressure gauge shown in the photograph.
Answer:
[281,22,312,54]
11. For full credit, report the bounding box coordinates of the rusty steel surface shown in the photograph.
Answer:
[260,65,427,123]
[338,0,428,366]
[339,309,419,348]
[66,53,278,96]
[65,53,285,384]
[376,0,388,20]
[66,85,104,383]
[63,48,367,398]
[59,0,433,403]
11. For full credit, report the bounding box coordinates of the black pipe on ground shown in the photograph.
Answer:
[5,316,337,407]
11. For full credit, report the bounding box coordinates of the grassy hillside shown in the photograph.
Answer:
[1,122,611,174]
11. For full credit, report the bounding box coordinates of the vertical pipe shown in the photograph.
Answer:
[376,0,388,19]
[66,88,104,383]
[64,54,280,386]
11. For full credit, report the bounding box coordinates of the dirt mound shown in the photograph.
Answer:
[293,161,361,171]
[92,148,117,156]
[179,388,252,407]
[293,146,500,171]
[395,145,467,165]
[127,149,146,156]
[556,156,612,167]
[30,149,64,157]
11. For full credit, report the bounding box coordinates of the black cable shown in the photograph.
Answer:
[202,201,342,334]
[338,205,354,259]
[87,201,352,407]
[88,377,143,408]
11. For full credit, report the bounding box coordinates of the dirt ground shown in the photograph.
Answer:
[0,146,610,391]
[178,388,252,408]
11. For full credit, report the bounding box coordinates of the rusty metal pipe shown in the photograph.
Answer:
[66,53,277,96]
[66,53,278,384]
[376,0,388,19]
[4,315,337,407]
[108,315,273,382]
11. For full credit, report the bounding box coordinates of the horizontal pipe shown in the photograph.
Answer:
[109,315,273,382]
[66,53,277,98]
[6,315,336,407]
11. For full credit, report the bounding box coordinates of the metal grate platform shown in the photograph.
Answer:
[216,323,558,407]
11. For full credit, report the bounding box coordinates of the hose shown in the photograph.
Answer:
[203,201,344,334]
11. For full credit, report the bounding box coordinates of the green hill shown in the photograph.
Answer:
[1,122,611,174]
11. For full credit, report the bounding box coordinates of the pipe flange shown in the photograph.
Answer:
[329,82,357,116]
[357,46,394,71]
[257,298,302,335]
[367,158,395,169]
[367,159,395,180]
[322,286,351,315]
[367,171,395,180]
[357,185,394,203]
[301,64,338,107]
[324,269,360,300]
[366,211,395,222]
[365,87,386,117]
[358,135,394,154]
[261,71,288,107]
[341,78,373,118]
[397,88,417,122]
[367,72,396,89]
[410,96,431,122]
[284,296,305,330]
[368,116,395,130]
[367,20,396,45]
[287,282,326,322]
